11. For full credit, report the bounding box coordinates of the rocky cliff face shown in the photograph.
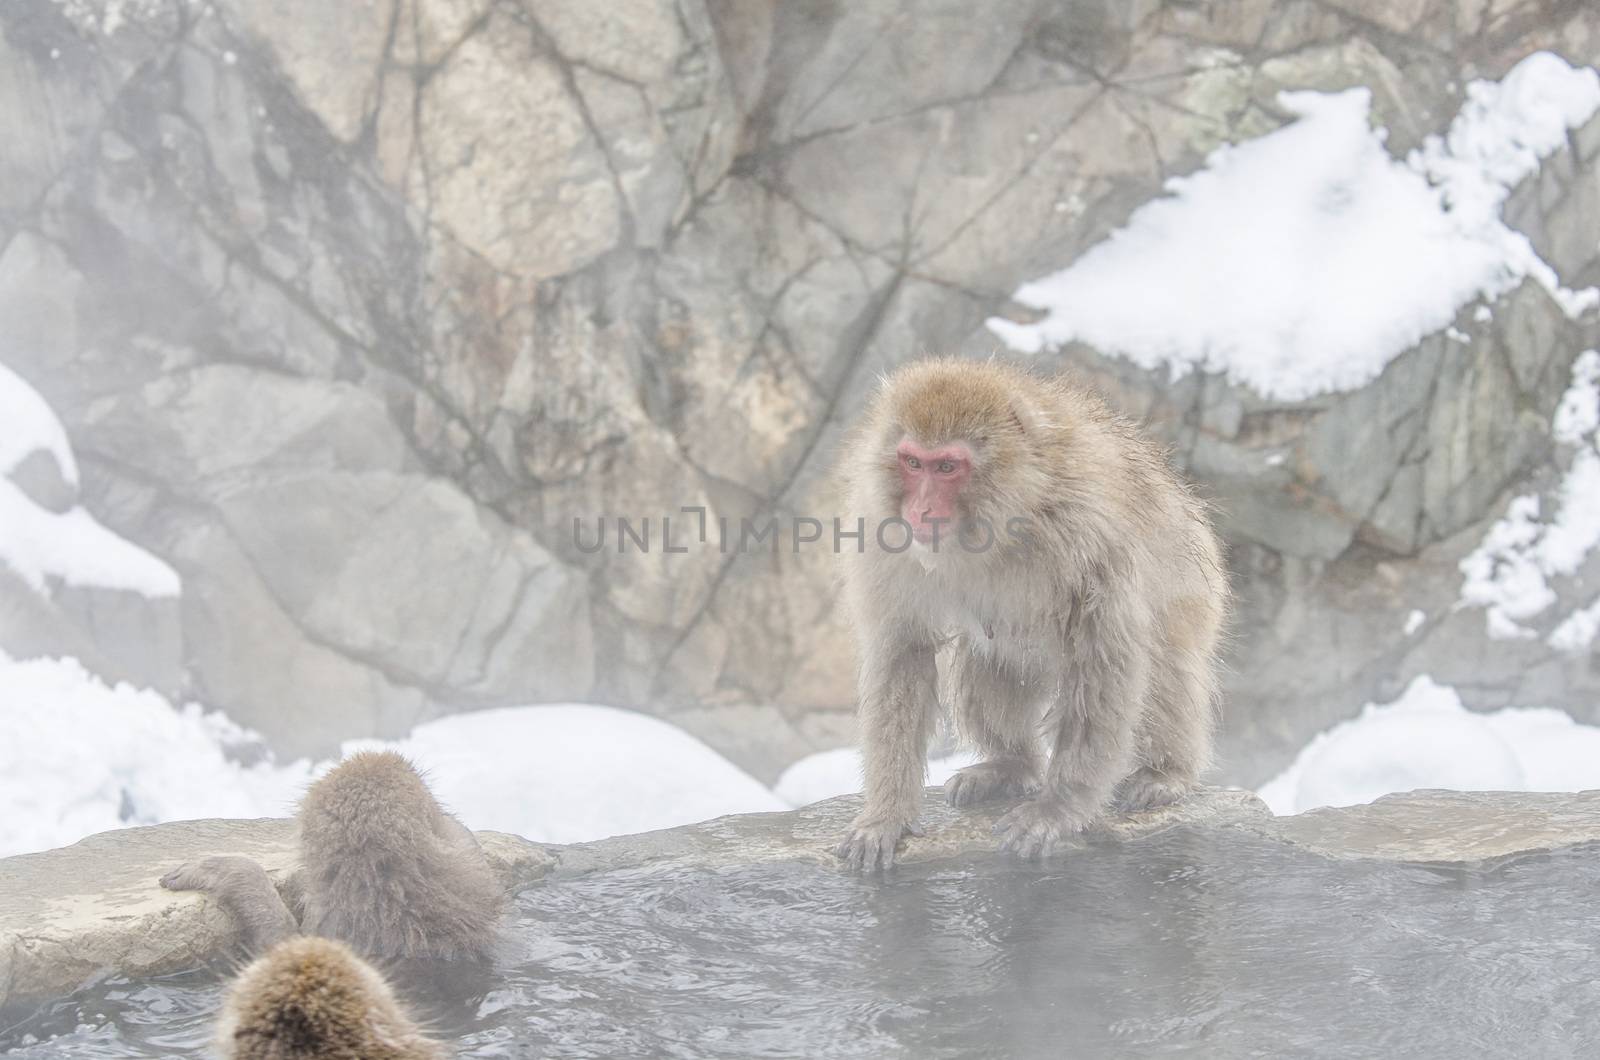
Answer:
[1,0,1596,784]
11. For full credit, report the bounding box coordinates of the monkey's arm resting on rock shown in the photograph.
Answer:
[835,639,937,872]
[160,855,299,953]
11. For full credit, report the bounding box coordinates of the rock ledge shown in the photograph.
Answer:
[3,786,1598,1013]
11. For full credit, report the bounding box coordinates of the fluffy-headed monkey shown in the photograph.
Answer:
[217,936,444,1059]
[833,357,1227,870]
[161,751,502,961]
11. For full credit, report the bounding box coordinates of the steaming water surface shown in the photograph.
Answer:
[5,827,1599,1057]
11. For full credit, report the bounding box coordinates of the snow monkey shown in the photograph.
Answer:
[161,751,503,960]
[833,357,1227,870]
[217,936,444,1060]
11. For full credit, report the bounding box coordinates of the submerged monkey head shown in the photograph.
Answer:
[218,936,444,1060]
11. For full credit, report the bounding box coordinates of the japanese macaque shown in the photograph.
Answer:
[161,751,502,961]
[833,357,1227,870]
[217,936,444,1060]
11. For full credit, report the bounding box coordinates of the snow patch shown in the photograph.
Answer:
[987,52,1600,400]
[1553,348,1600,444]
[0,479,182,597]
[0,362,76,484]
[0,359,181,598]
[50,0,164,36]
[345,705,788,845]
[1459,350,1600,639]
[0,654,315,859]
[1257,675,1600,815]
[1549,595,1600,652]
[1,654,796,857]
[1403,609,1426,636]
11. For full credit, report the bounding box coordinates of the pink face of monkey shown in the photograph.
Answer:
[896,438,974,544]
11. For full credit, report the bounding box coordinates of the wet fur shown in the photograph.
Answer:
[835,358,1228,869]
[297,752,502,961]
[217,936,444,1060]
[161,751,502,961]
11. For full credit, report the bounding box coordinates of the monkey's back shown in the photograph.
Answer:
[1031,373,1230,703]
[297,751,502,961]
[1055,375,1224,607]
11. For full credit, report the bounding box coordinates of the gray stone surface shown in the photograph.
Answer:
[0,0,1597,785]
[0,817,552,1014]
[0,567,181,695]
[7,448,75,514]
[0,362,183,693]
[1260,789,1600,862]
[7,786,1600,1013]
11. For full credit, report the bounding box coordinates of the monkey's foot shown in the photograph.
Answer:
[944,759,1039,808]
[992,798,1094,860]
[1115,770,1195,813]
[833,816,923,873]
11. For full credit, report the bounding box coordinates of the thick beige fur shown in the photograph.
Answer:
[834,357,1228,869]
[216,936,445,1060]
[161,751,503,961]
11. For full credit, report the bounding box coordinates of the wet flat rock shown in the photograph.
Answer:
[0,821,553,1013]
[5,787,1600,1013]
[558,785,1272,875]
[1259,788,1600,863]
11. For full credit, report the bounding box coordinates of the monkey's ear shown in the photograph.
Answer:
[1008,392,1046,436]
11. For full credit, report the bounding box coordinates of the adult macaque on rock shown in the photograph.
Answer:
[833,357,1228,870]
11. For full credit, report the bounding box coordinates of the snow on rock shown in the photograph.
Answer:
[344,704,790,845]
[775,746,980,807]
[0,479,182,597]
[1414,52,1600,321]
[1554,349,1600,443]
[1257,675,1600,815]
[1459,349,1600,641]
[2,653,798,856]
[986,52,1600,400]
[1548,595,1600,652]
[0,654,314,858]
[0,359,180,598]
[48,0,165,37]
[0,362,77,483]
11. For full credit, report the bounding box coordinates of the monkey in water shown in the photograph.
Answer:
[216,936,445,1060]
[161,750,502,961]
[833,357,1227,870]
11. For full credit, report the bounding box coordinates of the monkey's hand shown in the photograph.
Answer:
[159,854,259,893]
[992,798,1093,860]
[160,856,299,951]
[834,816,923,873]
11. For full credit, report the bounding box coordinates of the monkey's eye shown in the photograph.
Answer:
[904,455,921,470]
[936,460,957,474]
